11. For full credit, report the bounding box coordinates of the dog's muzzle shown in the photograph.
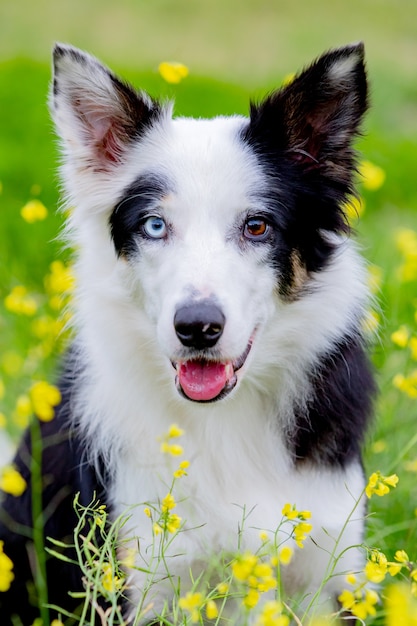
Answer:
[172,300,253,402]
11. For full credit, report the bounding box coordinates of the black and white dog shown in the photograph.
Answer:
[0,43,374,624]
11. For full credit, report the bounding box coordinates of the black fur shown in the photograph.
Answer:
[110,173,172,257]
[292,336,376,466]
[242,43,368,292]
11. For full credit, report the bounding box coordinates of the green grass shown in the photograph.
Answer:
[1,3,417,620]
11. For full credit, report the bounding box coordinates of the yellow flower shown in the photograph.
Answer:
[385,584,417,626]
[393,372,417,398]
[395,550,410,563]
[173,459,190,478]
[20,199,48,223]
[168,423,184,438]
[216,582,229,595]
[161,492,176,513]
[338,588,355,611]
[365,471,399,498]
[160,423,185,456]
[158,62,189,84]
[205,599,218,620]
[0,541,14,591]
[165,513,182,534]
[359,160,386,191]
[29,381,61,421]
[365,550,388,583]
[4,285,37,316]
[160,442,184,456]
[51,620,65,626]
[339,587,379,620]
[232,552,258,582]
[391,325,410,348]
[353,588,379,619]
[386,550,410,576]
[243,588,260,609]
[371,439,387,454]
[44,260,75,295]
[0,466,27,496]
[278,545,293,566]
[294,521,313,548]
[179,591,204,622]
[255,600,289,626]
[282,503,298,520]
[101,562,122,593]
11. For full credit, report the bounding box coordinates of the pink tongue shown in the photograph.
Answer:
[178,360,230,401]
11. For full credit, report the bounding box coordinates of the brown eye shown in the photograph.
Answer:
[243,217,270,241]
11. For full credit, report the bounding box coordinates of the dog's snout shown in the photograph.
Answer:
[174,301,225,349]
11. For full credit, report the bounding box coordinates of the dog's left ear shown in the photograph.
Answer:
[50,44,162,169]
[245,43,368,182]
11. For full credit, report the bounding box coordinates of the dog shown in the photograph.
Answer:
[0,42,374,624]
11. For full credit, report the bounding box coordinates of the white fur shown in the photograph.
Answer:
[52,47,369,622]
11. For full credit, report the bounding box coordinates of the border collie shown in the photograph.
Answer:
[0,43,374,624]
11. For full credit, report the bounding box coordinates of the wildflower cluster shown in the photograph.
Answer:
[339,578,379,620]
[179,591,219,623]
[1,196,74,442]
[281,502,313,548]
[179,541,294,624]
[159,422,185,457]
[149,491,183,536]
[232,552,278,609]
[365,471,399,498]
[339,548,417,621]
[144,425,189,538]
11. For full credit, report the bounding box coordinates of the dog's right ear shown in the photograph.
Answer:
[50,44,162,169]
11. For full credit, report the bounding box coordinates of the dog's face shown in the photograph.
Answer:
[51,44,368,403]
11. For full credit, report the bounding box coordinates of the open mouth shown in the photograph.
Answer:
[173,338,254,403]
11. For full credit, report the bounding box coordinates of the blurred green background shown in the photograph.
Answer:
[1,1,417,616]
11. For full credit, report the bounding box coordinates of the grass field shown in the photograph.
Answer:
[1,1,417,623]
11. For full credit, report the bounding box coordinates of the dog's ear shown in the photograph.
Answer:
[245,43,368,183]
[50,44,162,168]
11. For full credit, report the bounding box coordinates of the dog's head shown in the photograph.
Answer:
[51,44,368,404]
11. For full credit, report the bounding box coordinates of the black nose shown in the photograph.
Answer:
[174,301,225,349]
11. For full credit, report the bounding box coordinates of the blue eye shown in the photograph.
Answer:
[143,216,167,239]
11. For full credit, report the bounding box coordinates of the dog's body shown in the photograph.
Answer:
[0,43,374,624]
